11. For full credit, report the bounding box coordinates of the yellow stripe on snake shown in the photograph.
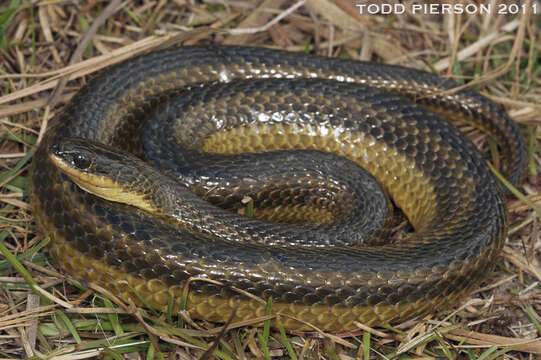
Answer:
[31,46,525,331]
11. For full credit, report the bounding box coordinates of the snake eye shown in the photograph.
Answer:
[73,153,92,170]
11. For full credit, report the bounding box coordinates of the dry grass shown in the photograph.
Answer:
[1,0,540,359]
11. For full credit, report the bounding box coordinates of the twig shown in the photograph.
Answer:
[228,1,305,35]
[433,18,521,72]
[198,302,239,360]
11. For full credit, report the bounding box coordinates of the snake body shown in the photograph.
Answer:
[31,46,525,331]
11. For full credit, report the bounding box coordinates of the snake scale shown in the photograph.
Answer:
[31,46,525,331]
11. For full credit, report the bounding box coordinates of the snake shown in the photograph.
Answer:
[31,46,526,331]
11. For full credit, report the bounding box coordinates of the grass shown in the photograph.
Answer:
[1,1,540,359]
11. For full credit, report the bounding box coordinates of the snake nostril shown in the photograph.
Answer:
[50,143,61,156]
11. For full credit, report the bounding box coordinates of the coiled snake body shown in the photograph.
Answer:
[31,46,525,331]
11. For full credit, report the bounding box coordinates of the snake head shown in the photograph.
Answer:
[49,138,159,213]
[49,138,134,178]
[49,138,120,200]
[48,138,125,195]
